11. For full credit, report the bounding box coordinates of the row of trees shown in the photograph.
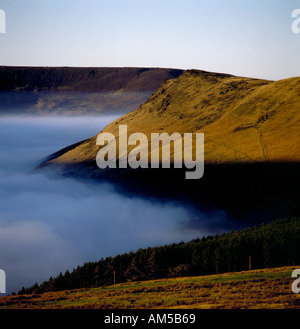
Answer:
[19,217,300,294]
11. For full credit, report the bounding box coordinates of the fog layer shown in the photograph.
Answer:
[0,116,229,294]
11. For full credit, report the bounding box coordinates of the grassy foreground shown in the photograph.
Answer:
[0,266,299,309]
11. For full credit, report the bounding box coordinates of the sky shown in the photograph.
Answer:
[0,0,298,295]
[0,0,299,80]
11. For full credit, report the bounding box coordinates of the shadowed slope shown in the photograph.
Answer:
[0,66,184,92]
[0,67,184,115]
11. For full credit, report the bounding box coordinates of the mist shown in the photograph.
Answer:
[0,116,230,294]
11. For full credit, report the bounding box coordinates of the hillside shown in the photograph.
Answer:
[0,267,299,309]
[0,66,183,92]
[0,66,183,115]
[43,69,300,165]
[39,70,300,222]
[1,216,300,309]
[14,217,300,296]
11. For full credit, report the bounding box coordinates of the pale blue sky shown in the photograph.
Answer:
[0,0,299,80]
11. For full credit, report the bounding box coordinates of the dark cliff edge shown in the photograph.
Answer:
[0,66,184,115]
[0,66,184,92]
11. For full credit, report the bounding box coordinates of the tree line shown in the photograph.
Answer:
[18,217,300,294]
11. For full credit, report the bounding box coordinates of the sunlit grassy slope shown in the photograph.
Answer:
[1,267,299,309]
[43,69,300,167]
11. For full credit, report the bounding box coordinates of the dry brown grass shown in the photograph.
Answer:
[0,266,299,309]
[44,70,300,167]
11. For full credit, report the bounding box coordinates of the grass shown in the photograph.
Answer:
[0,266,299,309]
[46,71,300,167]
